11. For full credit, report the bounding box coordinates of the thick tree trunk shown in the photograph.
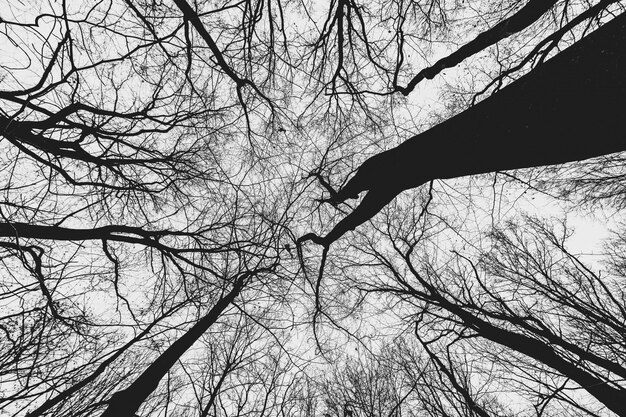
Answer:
[398,12,626,184]
[321,12,626,246]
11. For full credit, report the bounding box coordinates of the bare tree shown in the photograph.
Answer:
[339,208,626,415]
[3,0,626,416]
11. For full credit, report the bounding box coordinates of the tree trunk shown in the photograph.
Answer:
[322,12,626,246]
[446,302,626,416]
[100,273,248,417]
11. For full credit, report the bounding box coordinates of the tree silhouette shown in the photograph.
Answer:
[304,10,626,248]
[2,1,625,416]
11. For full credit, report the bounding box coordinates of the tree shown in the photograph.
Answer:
[1,0,626,416]
[301,6,626,247]
[334,210,626,415]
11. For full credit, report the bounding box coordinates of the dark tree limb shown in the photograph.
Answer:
[0,116,165,167]
[396,0,559,95]
[472,0,621,104]
[172,0,274,108]
[445,299,626,415]
[418,338,492,417]
[0,222,171,243]
[314,11,626,247]
[100,267,275,417]
[24,308,178,417]
[403,251,626,415]
[171,0,245,87]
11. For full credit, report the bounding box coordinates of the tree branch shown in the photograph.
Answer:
[396,0,559,95]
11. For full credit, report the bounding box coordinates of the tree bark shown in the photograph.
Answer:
[321,11,626,246]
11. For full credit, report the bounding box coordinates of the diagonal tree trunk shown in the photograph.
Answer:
[99,269,262,417]
[443,298,626,416]
[314,11,626,247]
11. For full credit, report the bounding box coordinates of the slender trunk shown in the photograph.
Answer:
[25,315,164,417]
[434,296,626,416]
[462,310,626,415]
[100,273,248,417]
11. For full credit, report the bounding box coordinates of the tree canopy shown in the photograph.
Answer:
[1,1,626,416]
